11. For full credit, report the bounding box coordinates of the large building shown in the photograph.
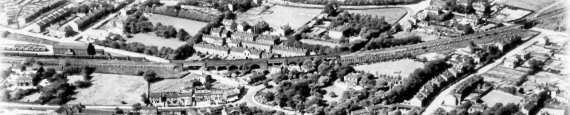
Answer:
[149,91,194,107]
[29,7,72,33]
[53,42,104,56]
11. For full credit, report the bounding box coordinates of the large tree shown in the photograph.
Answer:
[87,43,96,56]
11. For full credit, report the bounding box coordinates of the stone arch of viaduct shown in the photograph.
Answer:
[177,55,340,71]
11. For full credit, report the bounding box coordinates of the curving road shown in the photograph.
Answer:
[421,28,568,115]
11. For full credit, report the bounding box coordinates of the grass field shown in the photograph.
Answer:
[147,14,208,35]
[354,59,424,78]
[127,33,187,49]
[67,73,147,105]
[495,0,556,11]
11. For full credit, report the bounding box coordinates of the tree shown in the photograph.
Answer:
[254,21,270,34]
[177,29,189,41]
[114,107,124,114]
[143,70,158,100]
[87,43,96,56]
[132,103,143,112]
[323,3,339,16]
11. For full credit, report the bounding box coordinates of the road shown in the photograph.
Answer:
[421,27,567,115]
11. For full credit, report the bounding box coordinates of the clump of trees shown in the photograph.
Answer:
[124,11,193,41]
[364,35,422,50]
[93,35,195,60]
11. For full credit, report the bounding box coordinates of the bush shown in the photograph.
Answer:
[74,80,93,88]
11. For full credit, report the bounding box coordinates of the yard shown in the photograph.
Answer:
[353,59,424,78]
[322,80,352,103]
[147,14,208,35]
[67,73,147,105]
[127,33,187,49]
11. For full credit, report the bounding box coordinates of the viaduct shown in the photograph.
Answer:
[1,26,536,78]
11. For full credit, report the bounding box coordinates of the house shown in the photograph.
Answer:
[410,93,428,106]
[210,27,229,38]
[328,25,350,40]
[255,35,278,45]
[29,7,72,33]
[343,72,364,87]
[194,43,230,57]
[231,32,255,41]
[6,66,36,90]
[272,46,308,57]
[202,35,225,46]
[149,91,194,107]
[69,7,108,31]
[226,39,241,47]
[241,40,272,51]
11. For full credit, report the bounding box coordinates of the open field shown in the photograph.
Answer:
[67,73,147,105]
[238,5,406,28]
[346,7,407,24]
[353,59,424,78]
[495,0,557,11]
[535,4,566,31]
[147,14,208,35]
[127,33,187,49]
[492,7,532,22]
[237,5,322,28]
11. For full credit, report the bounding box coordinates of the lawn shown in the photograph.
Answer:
[147,13,208,35]
[495,0,556,11]
[347,7,407,24]
[481,90,523,106]
[67,73,147,105]
[127,33,187,49]
[353,59,424,78]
